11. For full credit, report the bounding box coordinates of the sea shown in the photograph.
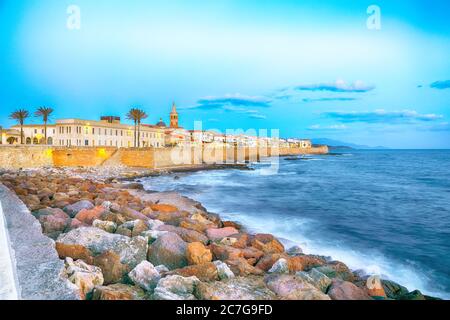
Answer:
[139,150,450,299]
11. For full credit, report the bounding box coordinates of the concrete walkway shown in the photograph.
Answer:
[0,184,79,300]
[0,201,19,299]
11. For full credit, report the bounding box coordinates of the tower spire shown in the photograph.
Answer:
[170,102,179,128]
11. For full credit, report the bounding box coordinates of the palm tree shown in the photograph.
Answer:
[34,107,54,144]
[136,109,148,148]
[126,108,140,147]
[9,109,30,144]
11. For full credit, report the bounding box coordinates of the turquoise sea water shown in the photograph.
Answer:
[140,150,450,299]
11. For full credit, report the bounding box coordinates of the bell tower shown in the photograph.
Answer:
[170,102,179,128]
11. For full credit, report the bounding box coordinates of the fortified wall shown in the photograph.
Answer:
[0,145,328,169]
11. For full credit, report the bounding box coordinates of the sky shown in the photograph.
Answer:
[0,0,449,148]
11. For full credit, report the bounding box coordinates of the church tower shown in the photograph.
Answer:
[170,102,179,128]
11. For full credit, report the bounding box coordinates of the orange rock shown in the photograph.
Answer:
[75,206,105,225]
[150,203,178,213]
[287,255,326,272]
[206,227,239,241]
[55,243,94,264]
[251,238,285,254]
[210,244,244,261]
[231,233,250,249]
[93,251,130,285]
[225,258,264,276]
[241,247,265,261]
[179,218,210,233]
[255,253,288,271]
[222,221,241,230]
[92,284,146,300]
[186,242,213,265]
[169,263,219,282]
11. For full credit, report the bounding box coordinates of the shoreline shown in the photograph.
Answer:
[0,166,441,300]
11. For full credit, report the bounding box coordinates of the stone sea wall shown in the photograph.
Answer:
[0,145,329,169]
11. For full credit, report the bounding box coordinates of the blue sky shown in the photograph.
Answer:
[1,0,449,148]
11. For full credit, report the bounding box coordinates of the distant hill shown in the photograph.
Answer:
[312,138,388,150]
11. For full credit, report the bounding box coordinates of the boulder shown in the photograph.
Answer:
[381,279,409,300]
[92,284,146,300]
[210,244,243,261]
[251,238,285,254]
[56,227,148,269]
[141,230,169,244]
[268,258,289,274]
[147,219,165,230]
[296,269,332,293]
[152,275,200,300]
[366,275,387,298]
[225,258,264,276]
[265,274,330,300]
[151,203,178,213]
[150,210,190,225]
[287,255,327,272]
[206,227,239,241]
[64,200,94,218]
[120,206,149,221]
[220,237,238,246]
[32,207,70,239]
[179,218,211,233]
[255,253,288,272]
[158,225,208,244]
[186,242,212,265]
[64,258,104,300]
[147,232,188,270]
[286,245,303,256]
[213,261,235,280]
[314,261,355,281]
[117,220,149,237]
[327,279,372,300]
[397,290,426,300]
[128,261,161,292]
[169,263,219,282]
[195,276,276,300]
[92,219,117,233]
[93,250,130,285]
[75,207,106,225]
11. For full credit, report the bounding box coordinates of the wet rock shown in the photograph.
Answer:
[397,290,426,300]
[230,233,250,249]
[195,276,276,300]
[179,218,210,233]
[268,258,289,274]
[206,227,239,241]
[265,274,331,300]
[169,263,219,282]
[56,227,148,269]
[151,203,178,213]
[381,279,409,300]
[152,275,200,300]
[314,261,355,281]
[93,251,130,285]
[64,258,104,300]
[186,242,212,265]
[296,269,332,293]
[158,224,208,244]
[366,275,387,298]
[92,219,117,233]
[128,261,161,292]
[92,284,146,300]
[147,232,188,270]
[150,210,190,225]
[328,279,372,300]
[64,200,94,218]
[222,221,242,230]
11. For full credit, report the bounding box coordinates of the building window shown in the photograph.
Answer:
[92,128,95,135]
[85,140,89,146]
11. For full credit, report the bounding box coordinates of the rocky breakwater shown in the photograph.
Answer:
[0,169,438,300]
